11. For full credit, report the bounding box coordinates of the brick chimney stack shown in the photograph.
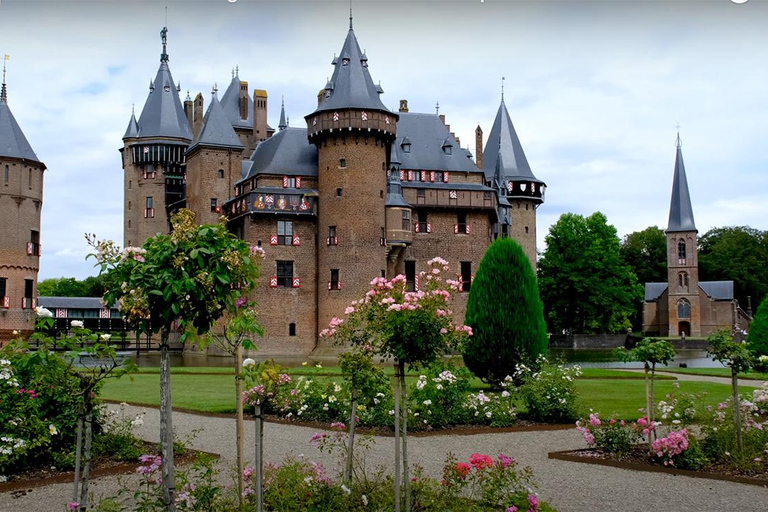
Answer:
[475,125,483,169]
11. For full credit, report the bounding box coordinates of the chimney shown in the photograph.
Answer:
[475,125,483,169]
[399,99,409,113]
[239,81,249,121]
[455,136,461,146]
[193,93,204,143]
[317,89,325,107]
[184,96,193,130]
[439,114,446,124]
[253,89,268,143]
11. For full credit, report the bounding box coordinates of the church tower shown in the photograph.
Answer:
[305,15,398,338]
[482,95,544,269]
[121,27,192,248]
[0,60,47,340]
[665,132,700,337]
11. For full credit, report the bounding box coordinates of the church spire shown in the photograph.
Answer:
[667,130,697,233]
[278,96,287,131]
[1,54,8,103]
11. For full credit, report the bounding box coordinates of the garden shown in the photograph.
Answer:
[3,211,768,511]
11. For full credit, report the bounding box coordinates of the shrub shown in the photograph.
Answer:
[463,238,548,386]
[410,362,472,428]
[516,357,581,422]
[747,295,768,357]
[700,396,768,471]
[652,429,691,466]
[576,413,641,456]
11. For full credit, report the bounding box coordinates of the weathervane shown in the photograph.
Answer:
[435,101,440,115]
[501,76,505,101]
[676,122,682,148]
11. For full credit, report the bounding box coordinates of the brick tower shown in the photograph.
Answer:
[482,95,545,269]
[665,132,700,337]
[305,16,398,340]
[121,27,192,247]
[0,61,47,340]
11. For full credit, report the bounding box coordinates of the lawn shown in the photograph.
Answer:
[101,370,740,420]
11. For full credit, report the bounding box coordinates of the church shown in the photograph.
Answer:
[121,19,545,355]
[643,134,751,338]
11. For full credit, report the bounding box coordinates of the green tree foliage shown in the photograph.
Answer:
[620,226,667,330]
[37,275,104,297]
[463,238,547,385]
[538,212,643,334]
[699,226,768,310]
[747,296,768,356]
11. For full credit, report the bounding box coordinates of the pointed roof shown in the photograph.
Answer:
[188,93,244,151]
[220,73,253,130]
[241,127,317,182]
[667,134,696,233]
[123,110,139,139]
[386,143,410,208]
[482,99,542,184]
[135,28,192,141]
[0,90,42,163]
[278,97,287,131]
[313,21,391,114]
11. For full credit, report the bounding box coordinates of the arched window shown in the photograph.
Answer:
[678,299,691,319]
[678,239,686,265]
[678,272,689,291]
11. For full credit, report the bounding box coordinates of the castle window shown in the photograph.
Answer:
[416,211,429,233]
[328,226,338,245]
[434,171,444,182]
[283,176,296,188]
[29,230,40,256]
[210,198,219,213]
[339,158,347,168]
[4,165,8,186]
[0,278,7,303]
[677,299,691,319]
[456,212,467,234]
[142,165,156,180]
[405,261,416,292]
[277,220,293,245]
[525,226,529,234]
[218,169,224,179]
[22,279,33,309]
[128,220,131,229]
[401,210,411,231]
[337,188,343,197]
[145,197,154,218]
[276,260,293,287]
[678,239,687,265]
[330,269,340,290]
[484,191,492,200]
[28,168,32,189]
[417,189,425,203]
[402,142,411,153]
[461,261,472,292]
[289,323,296,336]
[128,201,131,211]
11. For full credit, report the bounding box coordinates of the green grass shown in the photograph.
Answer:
[657,367,768,381]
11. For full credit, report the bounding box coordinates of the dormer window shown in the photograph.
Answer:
[443,144,453,155]
[401,139,411,153]
[342,58,350,66]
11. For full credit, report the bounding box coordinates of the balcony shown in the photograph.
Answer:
[226,190,317,219]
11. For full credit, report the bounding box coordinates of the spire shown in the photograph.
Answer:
[160,26,169,63]
[123,107,139,139]
[349,0,353,30]
[0,62,42,163]
[667,130,697,233]
[482,98,541,184]
[501,76,505,103]
[1,54,8,103]
[386,143,410,208]
[190,93,244,151]
[278,96,287,131]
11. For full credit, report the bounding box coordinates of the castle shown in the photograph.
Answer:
[0,57,46,341]
[122,20,545,355]
[643,134,751,337]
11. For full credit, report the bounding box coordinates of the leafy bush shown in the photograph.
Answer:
[516,357,581,422]
[410,362,472,428]
[700,397,768,471]
[463,238,548,386]
[747,295,768,357]
[576,413,641,456]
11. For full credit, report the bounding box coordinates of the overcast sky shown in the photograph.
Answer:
[1,0,766,280]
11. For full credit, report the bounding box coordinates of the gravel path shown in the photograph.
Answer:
[624,369,766,388]
[4,401,768,512]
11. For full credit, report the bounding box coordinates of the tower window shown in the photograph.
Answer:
[276,260,293,287]
[677,298,691,319]
[28,169,32,189]
[218,169,224,179]
[678,239,687,265]
[417,211,428,233]
[456,212,467,234]
[336,188,343,197]
[4,165,8,186]
[401,210,411,231]
[461,261,472,292]
[339,158,347,168]
[405,261,416,292]
[210,198,219,213]
[142,165,156,180]
[330,269,340,290]
[289,323,296,336]
[277,220,294,245]
[145,197,154,218]
[678,272,689,291]
[128,201,132,211]
[525,226,529,234]
[23,279,33,309]
[328,226,338,245]
[0,277,7,299]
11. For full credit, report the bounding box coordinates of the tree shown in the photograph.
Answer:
[462,238,547,386]
[88,210,260,511]
[538,212,643,334]
[747,295,768,357]
[699,226,768,311]
[37,275,105,298]
[620,226,667,330]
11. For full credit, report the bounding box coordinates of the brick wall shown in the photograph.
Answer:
[509,199,538,271]
[186,146,243,226]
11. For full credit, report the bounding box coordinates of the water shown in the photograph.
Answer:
[128,348,725,369]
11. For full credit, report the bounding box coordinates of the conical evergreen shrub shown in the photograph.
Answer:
[747,296,768,357]
[462,238,548,385]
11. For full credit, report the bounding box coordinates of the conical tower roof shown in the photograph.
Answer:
[314,19,391,114]
[667,134,696,233]
[482,99,541,184]
[0,83,42,163]
[189,92,244,151]
[386,143,409,208]
[278,97,287,131]
[123,110,139,139]
[220,70,253,130]
[135,28,192,141]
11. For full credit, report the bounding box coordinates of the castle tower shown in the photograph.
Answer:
[305,15,398,339]
[665,133,700,337]
[185,87,244,226]
[121,26,192,248]
[482,96,544,269]
[0,60,47,340]
[220,67,259,156]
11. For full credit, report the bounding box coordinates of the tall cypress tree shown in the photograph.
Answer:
[747,296,768,357]
[462,238,548,385]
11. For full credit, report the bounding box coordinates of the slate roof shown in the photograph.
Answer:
[240,127,317,182]
[0,96,42,163]
[644,281,734,302]
[38,297,115,309]
[188,93,244,152]
[135,61,192,141]
[278,98,287,131]
[667,136,696,233]
[386,144,410,208]
[220,74,253,130]
[314,22,391,114]
[482,99,542,184]
[123,111,139,139]
[395,113,479,173]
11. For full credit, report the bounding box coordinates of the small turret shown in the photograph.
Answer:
[278,96,287,131]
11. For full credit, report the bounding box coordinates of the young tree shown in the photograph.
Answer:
[88,210,260,511]
[322,258,471,512]
[538,212,643,334]
[747,295,768,357]
[462,238,547,386]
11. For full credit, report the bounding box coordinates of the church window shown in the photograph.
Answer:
[678,239,687,265]
[678,299,691,319]
[276,261,293,287]
[678,272,689,290]
[277,220,293,245]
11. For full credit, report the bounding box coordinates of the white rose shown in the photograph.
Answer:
[35,306,53,318]
[243,358,256,367]
[71,320,84,328]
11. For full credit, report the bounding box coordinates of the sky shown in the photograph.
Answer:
[0,0,766,280]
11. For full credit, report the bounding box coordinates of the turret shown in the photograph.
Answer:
[385,143,412,246]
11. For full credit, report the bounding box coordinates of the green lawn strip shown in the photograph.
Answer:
[657,367,768,381]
